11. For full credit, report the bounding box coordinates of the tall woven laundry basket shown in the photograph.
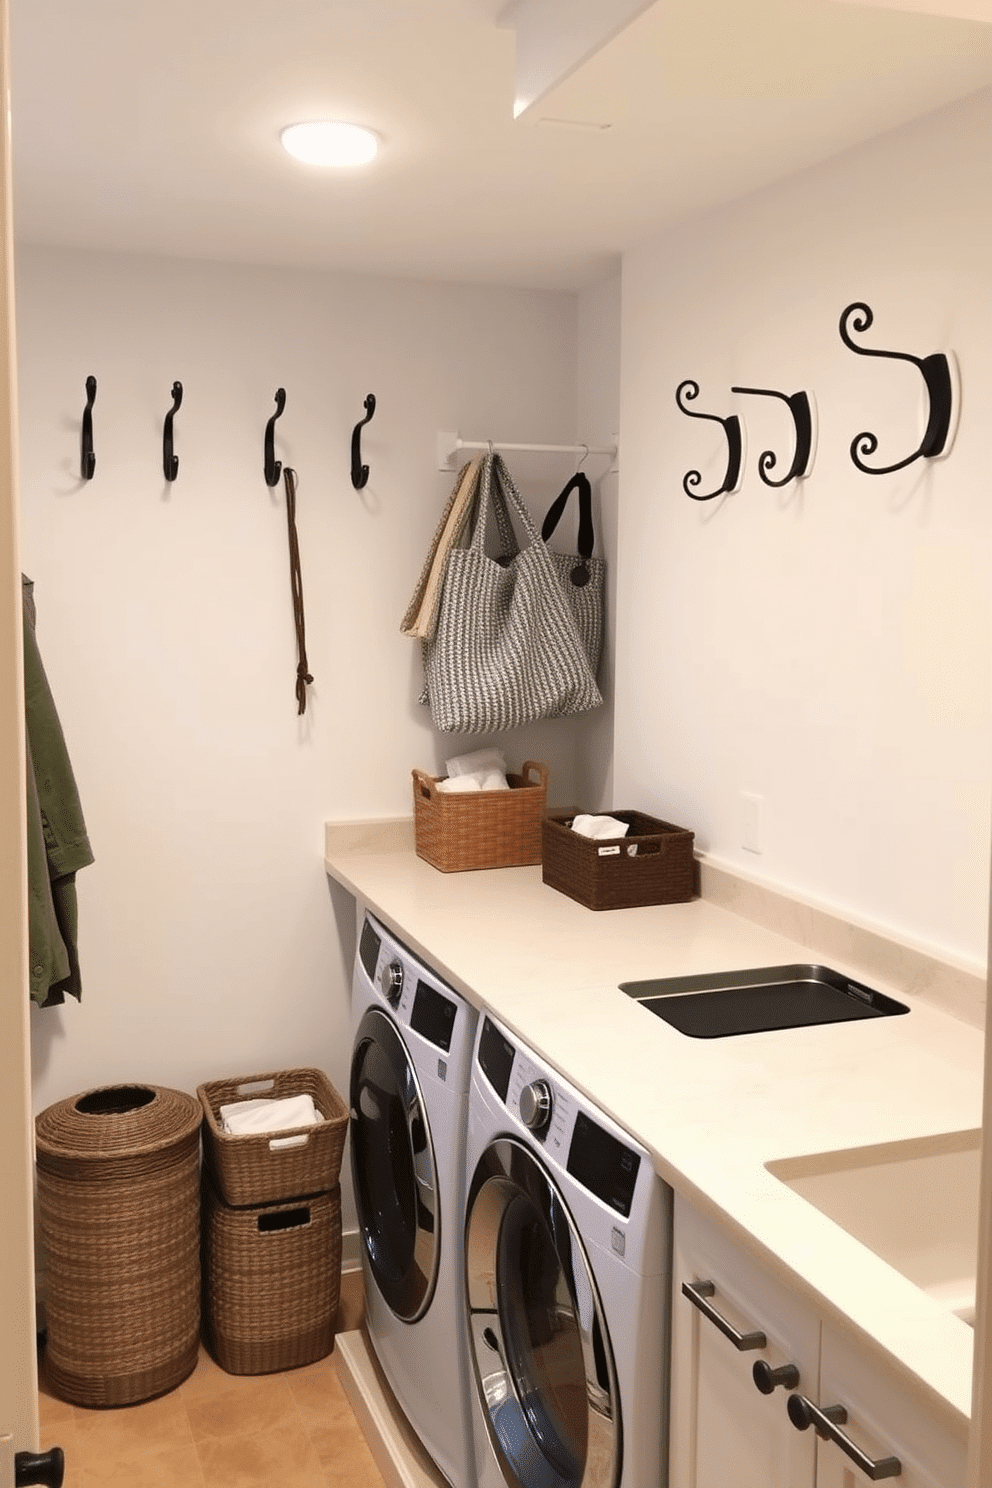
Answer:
[36,1083,202,1408]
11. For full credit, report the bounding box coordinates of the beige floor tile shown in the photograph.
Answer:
[80,1440,206,1488]
[184,1372,300,1444]
[193,1411,325,1488]
[177,1347,238,1403]
[72,1387,194,1465]
[283,1355,353,1427]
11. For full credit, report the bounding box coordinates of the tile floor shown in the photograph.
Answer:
[37,1273,387,1488]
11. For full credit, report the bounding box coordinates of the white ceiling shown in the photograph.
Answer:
[10,0,992,292]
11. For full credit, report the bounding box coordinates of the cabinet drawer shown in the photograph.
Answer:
[815,1323,966,1488]
[672,1197,820,1488]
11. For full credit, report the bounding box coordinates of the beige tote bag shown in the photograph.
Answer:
[400,458,482,641]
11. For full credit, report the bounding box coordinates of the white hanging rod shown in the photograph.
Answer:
[436,430,619,473]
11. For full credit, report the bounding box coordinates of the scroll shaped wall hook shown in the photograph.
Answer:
[80,375,97,480]
[351,393,376,489]
[675,380,744,501]
[163,381,183,482]
[839,302,957,475]
[265,388,287,487]
[731,385,816,486]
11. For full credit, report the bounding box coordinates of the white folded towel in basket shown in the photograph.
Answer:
[571,813,630,839]
[219,1094,324,1137]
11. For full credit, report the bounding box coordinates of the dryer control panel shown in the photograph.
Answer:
[476,1015,641,1219]
[356,913,467,1061]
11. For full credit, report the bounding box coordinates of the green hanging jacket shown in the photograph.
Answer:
[23,576,94,1007]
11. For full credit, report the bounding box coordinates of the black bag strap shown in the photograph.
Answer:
[541,472,594,586]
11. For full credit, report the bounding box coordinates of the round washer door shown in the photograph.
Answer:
[465,1137,621,1488]
[350,1006,440,1321]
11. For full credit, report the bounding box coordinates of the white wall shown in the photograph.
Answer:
[575,273,622,813]
[616,87,992,972]
[15,245,612,1234]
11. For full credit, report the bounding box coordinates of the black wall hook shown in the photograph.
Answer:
[265,388,287,487]
[731,385,815,487]
[676,380,744,501]
[80,375,97,480]
[839,302,956,475]
[351,393,376,489]
[163,381,183,481]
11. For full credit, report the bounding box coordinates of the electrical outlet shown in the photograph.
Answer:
[741,792,763,854]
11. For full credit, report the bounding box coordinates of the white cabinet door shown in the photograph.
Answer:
[812,1324,967,1488]
[671,1197,820,1488]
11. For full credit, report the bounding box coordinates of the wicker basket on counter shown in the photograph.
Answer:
[197,1067,348,1209]
[542,810,696,910]
[413,760,548,872]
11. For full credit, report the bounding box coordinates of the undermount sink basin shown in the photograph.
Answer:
[620,964,909,1038]
[767,1130,981,1324]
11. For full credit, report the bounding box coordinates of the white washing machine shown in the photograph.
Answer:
[350,911,478,1488]
[464,1012,673,1488]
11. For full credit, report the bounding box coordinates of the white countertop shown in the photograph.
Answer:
[324,820,984,1432]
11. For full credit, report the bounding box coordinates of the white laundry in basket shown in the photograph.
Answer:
[219,1094,323,1139]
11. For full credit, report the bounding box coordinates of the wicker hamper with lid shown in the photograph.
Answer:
[35,1083,202,1408]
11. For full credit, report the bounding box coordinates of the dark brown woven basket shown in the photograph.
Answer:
[198,1068,348,1209]
[202,1173,341,1375]
[413,760,548,872]
[542,811,696,910]
[35,1083,202,1407]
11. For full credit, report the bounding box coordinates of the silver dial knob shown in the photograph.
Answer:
[381,960,404,1006]
[519,1080,553,1134]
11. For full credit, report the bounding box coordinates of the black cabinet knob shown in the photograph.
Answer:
[753,1359,800,1395]
[15,1447,65,1488]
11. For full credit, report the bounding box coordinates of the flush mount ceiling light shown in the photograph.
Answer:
[280,121,379,168]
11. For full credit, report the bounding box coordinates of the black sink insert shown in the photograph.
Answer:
[620,964,909,1039]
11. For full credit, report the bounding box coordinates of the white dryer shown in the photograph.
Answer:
[350,911,477,1488]
[464,1013,673,1488]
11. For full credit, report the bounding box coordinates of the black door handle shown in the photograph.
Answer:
[15,1447,65,1487]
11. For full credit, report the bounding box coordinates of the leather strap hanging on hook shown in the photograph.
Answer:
[282,467,313,715]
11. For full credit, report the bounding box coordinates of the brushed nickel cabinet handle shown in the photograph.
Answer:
[681,1280,767,1351]
[787,1391,901,1479]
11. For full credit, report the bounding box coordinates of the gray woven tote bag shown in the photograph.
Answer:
[479,469,605,679]
[422,453,603,734]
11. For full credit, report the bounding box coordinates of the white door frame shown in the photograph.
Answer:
[0,0,41,1454]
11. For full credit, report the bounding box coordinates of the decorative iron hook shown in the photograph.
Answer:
[265,388,287,487]
[675,380,744,501]
[163,381,183,482]
[351,393,376,489]
[731,385,815,487]
[839,302,956,475]
[80,375,97,480]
